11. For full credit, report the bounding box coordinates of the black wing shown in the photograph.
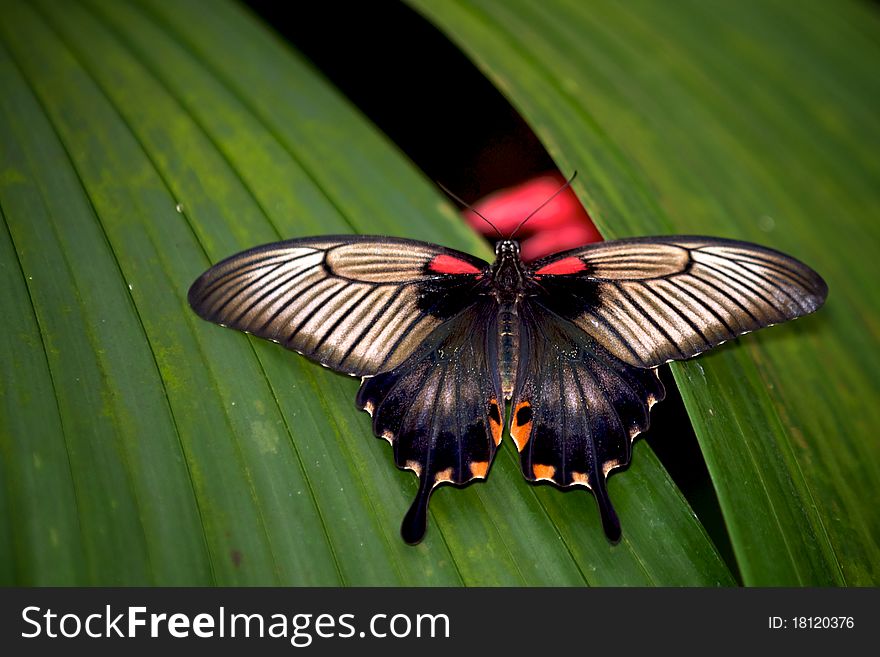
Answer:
[510,301,665,540]
[188,235,489,376]
[356,301,503,544]
[529,236,827,368]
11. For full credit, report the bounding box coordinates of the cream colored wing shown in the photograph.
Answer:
[529,236,827,368]
[189,235,489,376]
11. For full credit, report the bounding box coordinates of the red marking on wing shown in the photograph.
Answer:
[534,256,587,275]
[429,254,482,275]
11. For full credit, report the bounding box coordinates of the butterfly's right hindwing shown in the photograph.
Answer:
[510,301,665,541]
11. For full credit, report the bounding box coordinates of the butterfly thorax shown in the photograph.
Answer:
[489,240,527,302]
[490,240,529,398]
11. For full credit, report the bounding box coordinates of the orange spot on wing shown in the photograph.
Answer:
[488,399,503,446]
[571,472,591,487]
[434,467,454,483]
[469,461,489,478]
[532,464,556,480]
[511,401,533,452]
[602,460,620,477]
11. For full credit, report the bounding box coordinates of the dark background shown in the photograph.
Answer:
[245,0,554,203]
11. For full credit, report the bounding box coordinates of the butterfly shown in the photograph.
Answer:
[188,231,827,544]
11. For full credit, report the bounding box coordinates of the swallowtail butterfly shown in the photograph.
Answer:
[189,229,826,543]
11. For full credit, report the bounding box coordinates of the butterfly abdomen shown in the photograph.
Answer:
[498,302,520,399]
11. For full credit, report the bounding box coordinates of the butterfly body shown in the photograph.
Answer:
[189,233,826,544]
[486,240,529,396]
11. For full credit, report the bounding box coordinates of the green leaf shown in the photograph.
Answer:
[408,0,880,584]
[13,0,877,587]
[0,0,737,586]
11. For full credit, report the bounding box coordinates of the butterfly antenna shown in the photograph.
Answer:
[509,170,578,240]
[437,180,504,240]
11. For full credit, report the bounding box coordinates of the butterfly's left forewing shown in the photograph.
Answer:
[188,236,489,376]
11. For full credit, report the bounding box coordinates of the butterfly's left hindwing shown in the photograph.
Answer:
[356,301,502,544]
[511,300,666,541]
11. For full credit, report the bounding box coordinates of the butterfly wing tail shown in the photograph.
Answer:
[400,472,432,545]
[592,474,621,542]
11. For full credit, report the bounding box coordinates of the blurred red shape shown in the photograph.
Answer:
[462,173,603,261]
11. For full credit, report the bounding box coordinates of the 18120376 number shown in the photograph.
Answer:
[769,617,854,629]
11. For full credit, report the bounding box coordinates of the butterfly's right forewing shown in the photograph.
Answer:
[530,236,827,368]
